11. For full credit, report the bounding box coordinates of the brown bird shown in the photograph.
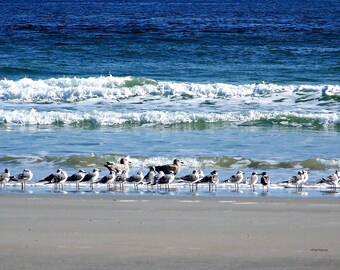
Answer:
[154,159,183,175]
[104,157,131,173]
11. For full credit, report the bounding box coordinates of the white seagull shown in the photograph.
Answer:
[302,170,310,185]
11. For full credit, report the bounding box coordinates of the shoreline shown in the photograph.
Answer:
[1,194,340,270]
[1,182,340,199]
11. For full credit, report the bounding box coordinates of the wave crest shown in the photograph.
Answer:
[1,154,339,170]
[0,109,338,128]
[0,76,339,102]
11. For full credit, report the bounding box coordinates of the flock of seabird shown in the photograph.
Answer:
[0,157,339,192]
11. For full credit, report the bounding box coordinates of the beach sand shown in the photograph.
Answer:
[0,194,339,270]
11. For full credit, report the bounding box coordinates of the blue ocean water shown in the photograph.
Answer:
[0,0,339,196]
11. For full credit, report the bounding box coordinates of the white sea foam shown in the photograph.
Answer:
[0,76,339,102]
[0,109,338,127]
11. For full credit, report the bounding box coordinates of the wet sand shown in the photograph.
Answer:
[0,194,339,270]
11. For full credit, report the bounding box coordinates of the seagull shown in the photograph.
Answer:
[154,159,183,175]
[66,169,87,190]
[156,171,175,190]
[151,171,165,189]
[302,170,310,185]
[197,169,205,180]
[82,168,102,189]
[319,170,340,189]
[192,170,219,191]
[290,171,305,189]
[260,171,270,191]
[178,170,201,190]
[115,170,129,189]
[96,170,116,190]
[126,171,144,190]
[178,170,200,182]
[10,169,33,190]
[41,169,68,190]
[248,171,258,191]
[225,171,245,190]
[0,168,10,188]
[52,169,68,190]
[38,170,60,183]
[104,157,131,173]
[143,166,157,187]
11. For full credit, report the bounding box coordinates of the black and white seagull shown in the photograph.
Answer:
[82,168,102,189]
[260,171,270,191]
[126,171,144,190]
[10,169,33,190]
[97,170,116,190]
[192,170,219,191]
[225,170,245,190]
[66,169,87,190]
[319,170,340,189]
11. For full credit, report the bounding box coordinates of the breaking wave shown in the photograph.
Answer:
[0,76,339,102]
[1,154,339,171]
[0,109,338,128]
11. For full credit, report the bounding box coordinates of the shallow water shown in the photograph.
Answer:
[2,181,340,199]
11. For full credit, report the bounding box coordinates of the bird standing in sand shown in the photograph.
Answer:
[154,159,183,175]
[104,157,131,173]
[0,168,10,188]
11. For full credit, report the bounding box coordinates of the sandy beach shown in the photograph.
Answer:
[0,194,339,270]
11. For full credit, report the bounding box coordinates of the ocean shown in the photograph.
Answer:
[0,0,339,196]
